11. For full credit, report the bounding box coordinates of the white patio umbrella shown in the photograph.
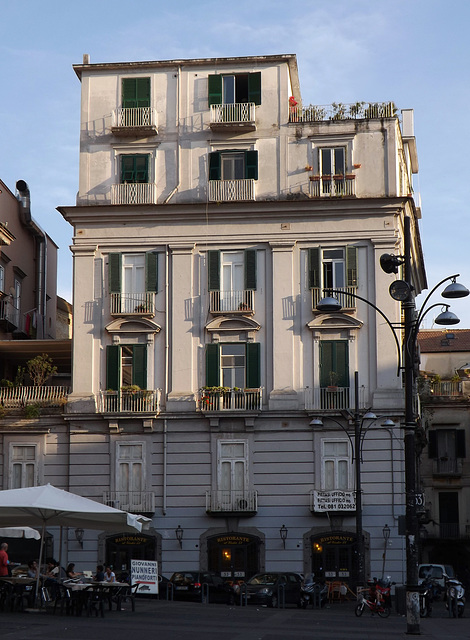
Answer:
[0,484,147,602]
[0,526,41,539]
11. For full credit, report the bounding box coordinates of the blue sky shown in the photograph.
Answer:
[1,0,469,325]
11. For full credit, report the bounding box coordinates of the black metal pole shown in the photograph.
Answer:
[354,371,365,587]
[403,215,420,634]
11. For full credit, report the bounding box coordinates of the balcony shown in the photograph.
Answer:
[311,287,357,311]
[98,389,161,414]
[0,385,69,408]
[432,457,463,476]
[423,522,470,540]
[305,386,353,411]
[110,293,155,317]
[309,175,356,198]
[111,183,158,205]
[430,380,462,396]
[205,490,258,515]
[103,491,156,516]
[210,103,256,132]
[0,299,19,331]
[111,107,158,137]
[289,101,397,123]
[208,179,255,202]
[198,388,262,411]
[209,290,254,315]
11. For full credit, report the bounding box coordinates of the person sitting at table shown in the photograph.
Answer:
[65,562,82,580]
[45,558,60,579]
[27,560,38,579]
[104,566,116,583]
[94,564,105,582]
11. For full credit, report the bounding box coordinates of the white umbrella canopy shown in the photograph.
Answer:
[0,526,41,539]
[0,484,149,604]
[0,484,145,532]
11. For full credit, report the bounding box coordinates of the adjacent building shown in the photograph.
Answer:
[53,53,426,585]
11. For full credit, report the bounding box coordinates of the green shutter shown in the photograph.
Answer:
[206,344,220,386]
[244,249,257,290]
[135,155,149,183]
[346,245,358,287]
[308,248,320,289]
[208,74,223,106]
[109,253,122,294]
[122,78,150,108]
[246,343,261,388]
[121,155,135,183]
[320,340,348,387]
[106,345,120,391]
[209,152,221,181]
[248,72,261,105]
[245,150,258,180]
[145,252,158,292]
[132,345,147,389]
[208,250,220,291]
[121,155,148,183]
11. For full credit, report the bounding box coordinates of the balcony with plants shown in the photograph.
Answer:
[110,292,156,317]
[98,386,162,414]
[198,386,262,412]
[209,290,254,315]
[288,100,397,123]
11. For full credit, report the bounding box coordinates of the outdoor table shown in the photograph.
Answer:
[0,576,36,611]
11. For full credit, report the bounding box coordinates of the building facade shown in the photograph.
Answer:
[55,53,425,585]
[418,329,470,573]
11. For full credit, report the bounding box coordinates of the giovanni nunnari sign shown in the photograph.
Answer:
[313,490,355,512]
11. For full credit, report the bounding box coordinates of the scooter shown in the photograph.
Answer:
[299,573,328,609]
[418,578,434,617]
[445,574,465,618]
[375,577,394,609]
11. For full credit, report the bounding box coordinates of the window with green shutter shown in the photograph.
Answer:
[320,341,349,388]
[205,342,261,389]
[208,72,261,105]
[121,155,149,184]
[308,246,358,289]
[109,252,158,294]
[208,150,258,181]
[106,344,148,390]
[122,78,151,109]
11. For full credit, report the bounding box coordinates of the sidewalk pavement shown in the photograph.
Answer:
[0,596,469,640]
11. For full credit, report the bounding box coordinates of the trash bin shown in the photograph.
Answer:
[395,585,406,615]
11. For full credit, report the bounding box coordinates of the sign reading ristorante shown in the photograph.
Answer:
[216,535,251,545]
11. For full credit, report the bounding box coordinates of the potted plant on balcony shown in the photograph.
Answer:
[327,371,339,392]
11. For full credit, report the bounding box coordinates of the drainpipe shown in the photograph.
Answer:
[163,419,168,515]
[163,64,181,203]
[15,180,47,338]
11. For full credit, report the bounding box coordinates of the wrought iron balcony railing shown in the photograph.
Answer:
[309,175,356,198]
[210,102,256,126]
[198,388,262,411]
[205,490,257,514]
[103,491,156,514]
[111,183,158,205]
[113,107,157,129]
[208,179,255,202]
[98,389,161,414]
[110,292,155,316]
[289,101,397,123]
[305,386,355,411]
[0,386,69,408]
[311,287,357,311]
[209,290,254,314]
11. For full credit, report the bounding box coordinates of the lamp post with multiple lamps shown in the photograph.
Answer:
[315,216,469,634]
[310,371,394,589]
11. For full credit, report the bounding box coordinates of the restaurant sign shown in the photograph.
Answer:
[216,535,251,545]
[313,490,355,512]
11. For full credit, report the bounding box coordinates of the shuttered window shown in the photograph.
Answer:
[208,151,258,181]
[320,341,349,388]
[308,246,358,289]
[122,78,150,109]
[121,155,149,183]
[208,72,261,106]
[207,250,257,292]
[106,344,147,390]
[109,252,158,294]
[205,342,260,388]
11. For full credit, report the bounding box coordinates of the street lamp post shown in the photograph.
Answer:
[311,371,384,589]
[316,215,469,634]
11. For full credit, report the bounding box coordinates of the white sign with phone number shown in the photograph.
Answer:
[131,559,159,595]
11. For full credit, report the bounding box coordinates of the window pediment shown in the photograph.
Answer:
[308,313,362,332]
[205,316,260,333]
[105,318,161,335]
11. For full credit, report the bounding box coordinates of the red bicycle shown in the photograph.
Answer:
[354,588,391,618]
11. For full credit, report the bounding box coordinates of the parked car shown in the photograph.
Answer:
[169,571,232,603]
[244,572,303,607]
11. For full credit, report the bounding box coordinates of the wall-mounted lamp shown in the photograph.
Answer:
[279,524,288,549]
[175,525,184,549]
[75,528,84,548]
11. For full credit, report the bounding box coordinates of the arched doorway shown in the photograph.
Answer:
[105,532,157,582]
[207,533,260,580]
[310,530,357,585]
